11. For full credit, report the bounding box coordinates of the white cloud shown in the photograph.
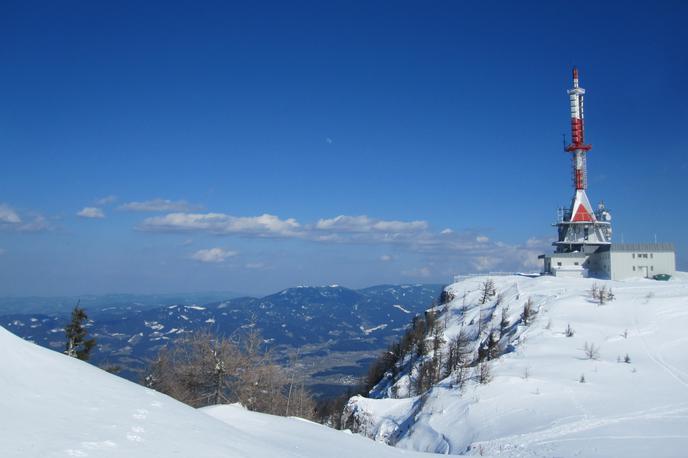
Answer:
[0,204,51,232]
[315,215,428,233]
[0,204,21,224]
[471,256,501,272]
[77,207,105,219]
[119,199,201,212]
[191,248,238,263]
[19,215,51,232]
[136,209,549,275]
[245,262,266,270]
[140,213,303,238]
[95,195,118,206]
[0,248,5,255]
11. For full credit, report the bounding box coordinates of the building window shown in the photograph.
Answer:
[557,262,562,266]
[651,266,654,271]
[633,266,636,271]
[632,254,635,259]
[574,262,579,266]
[643,254,648,259]
[651,253,654,259]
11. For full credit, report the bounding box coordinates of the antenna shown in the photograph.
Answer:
[562,133,567,150]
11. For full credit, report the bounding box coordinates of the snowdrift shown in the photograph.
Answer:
[344,274,688,457]
[0,325,429,457]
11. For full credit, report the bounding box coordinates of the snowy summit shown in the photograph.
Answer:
[344,273,688,456]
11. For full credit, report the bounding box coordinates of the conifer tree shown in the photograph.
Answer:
[64,303,96,361]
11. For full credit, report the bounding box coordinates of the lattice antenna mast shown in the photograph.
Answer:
[565,67,592,190]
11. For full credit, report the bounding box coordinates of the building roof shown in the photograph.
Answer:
[610,243,675,252]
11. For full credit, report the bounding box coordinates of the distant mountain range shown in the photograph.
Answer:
[0,291,243,316]
[1,284,443,398]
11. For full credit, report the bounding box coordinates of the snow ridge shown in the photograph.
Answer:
[343,274,688,457]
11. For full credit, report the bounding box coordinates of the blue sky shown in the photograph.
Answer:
[1,1,686,296]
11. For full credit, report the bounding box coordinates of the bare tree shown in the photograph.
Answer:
[591,282,615,305]
[445,327,472,376]
[582,341,600,360]
[521,298,535,326]
[590,282,599,301]
[499,305,510,335]
[565,323,575,337]
[145,328,315,419]
[477,362,492,384]
[479,279,496,305]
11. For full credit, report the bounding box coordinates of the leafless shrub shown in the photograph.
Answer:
[582,341,600,360]
[478,362,492,384]
[145,328,315,419]
[591,282,615,305]
[521,298,535,326]
[565,323,575,337]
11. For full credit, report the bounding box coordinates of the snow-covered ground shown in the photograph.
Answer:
[345,273,688,457]
[0,325,430,457]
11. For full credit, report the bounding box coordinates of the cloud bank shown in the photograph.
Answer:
[119,199,201,212]
[191,247,238,263]
[0,203,50,232]
[139,211,549,274]
[77,207,105,219]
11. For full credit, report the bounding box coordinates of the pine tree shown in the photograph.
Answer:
[64,303,96,361]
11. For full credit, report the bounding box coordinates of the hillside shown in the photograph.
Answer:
[0,324,435,458]
[343,274,688,456]
[1,284,442,397]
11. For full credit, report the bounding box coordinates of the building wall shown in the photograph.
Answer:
[587,250,611,279]
[609,251,676,280]
[549,254,589,278]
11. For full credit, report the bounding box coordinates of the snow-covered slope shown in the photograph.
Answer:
[204,404,427,457]
[0,325,431,457]
[344,274,688,457]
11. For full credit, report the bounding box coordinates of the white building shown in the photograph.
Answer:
[543,243,676,280]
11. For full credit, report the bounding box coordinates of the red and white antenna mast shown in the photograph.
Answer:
[547,66,612,264]
[565,67,591,191]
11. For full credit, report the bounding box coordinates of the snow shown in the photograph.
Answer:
[0,325,430,457]
[360,324,388,335]
[204,404,430,457]
[143,321,164,331]
[346,274,688,457]
[393,304,412,314]
[186,305,206,311]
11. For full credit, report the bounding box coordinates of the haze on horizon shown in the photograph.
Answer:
[1,1,686,296]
